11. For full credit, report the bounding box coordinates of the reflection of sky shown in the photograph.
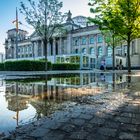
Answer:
[0,0,91,53]
[0,91,36,134]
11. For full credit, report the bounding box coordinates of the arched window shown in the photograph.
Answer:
[98,47,102,56]
[82,48,86,54]
[81,37,86,45]
[90,37,94,44]
[90,47,95,55]
[107,47,112,56]
[98,35,103,43]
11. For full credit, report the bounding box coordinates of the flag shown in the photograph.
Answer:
[12,8,18,32]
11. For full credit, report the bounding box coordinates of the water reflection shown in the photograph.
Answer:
[0,73,131,134]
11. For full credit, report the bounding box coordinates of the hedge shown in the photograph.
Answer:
[0,61,80,71]
[4,60,52,71]
[52,63,80,70]
[0,63,4,71]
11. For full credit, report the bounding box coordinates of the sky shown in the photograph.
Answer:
[0,0,92,53]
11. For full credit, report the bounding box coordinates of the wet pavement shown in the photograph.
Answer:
[3,88,140,140]
[0,72,140,140]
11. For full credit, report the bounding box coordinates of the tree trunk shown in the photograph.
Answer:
[44,39,48,71]
[127,35,131,73]
[112,35,115,70]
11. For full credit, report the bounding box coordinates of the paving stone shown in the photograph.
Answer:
[71,119,85,126]
[87,134,110,140]
[80,123,97,132]
[90,117,105,126]
[29,128,50,138]
[42,134,65,140]
[132,118,140,125]
[42,130,65,140]
[115,116,131,124]
[69,131,88,140]
[120,112,133,118]
[60,124,76,133]
[70,112,81,118]
[98,127,117,137]
[79,114,93,120]
[120,124,138,132]
[104,121,120,129]
[119,132,137,140]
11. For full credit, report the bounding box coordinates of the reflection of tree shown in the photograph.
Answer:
[127,75,131,88]
[30,99,63,118]
[112,73,115,91]
[6,95,29,126]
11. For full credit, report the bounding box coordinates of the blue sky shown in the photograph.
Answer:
[0,0,91,53]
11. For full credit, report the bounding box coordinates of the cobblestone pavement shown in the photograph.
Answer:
[2,88,140,140]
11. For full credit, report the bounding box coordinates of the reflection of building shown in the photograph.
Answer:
[5,73,129,118]
[5,11,113,69]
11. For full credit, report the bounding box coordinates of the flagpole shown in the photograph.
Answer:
[16,7,18,60]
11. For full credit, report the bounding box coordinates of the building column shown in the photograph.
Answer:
[53,38,56,63]
[87,35,90,54]
[41,41,44,57]
[59,37,62,55]
[34,41,38,59]
[47,42,50,56]
[103,39,107,56]
[67,33,72,54]
[95,34,98,56]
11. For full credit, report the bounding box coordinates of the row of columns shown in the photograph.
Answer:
[32,37,65,58]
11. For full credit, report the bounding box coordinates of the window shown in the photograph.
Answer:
[124,45,127,56]
[132,41,135,55]
[90,48,95,55]
[25,47,27,53]
[81,37,86,45]
[82,48,86,54]
[98,47,102,56]
[107,47,112,56]
[98,35,103,43]
[75,49,78,54]
[90,37,94,44]
[73,38,79,46]
[28,45,32,52]
[21,47,23,53]
[18,48,20,53]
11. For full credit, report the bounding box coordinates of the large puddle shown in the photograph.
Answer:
[0,72,138,135]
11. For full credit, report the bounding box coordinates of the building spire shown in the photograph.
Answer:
[66,10,74,24]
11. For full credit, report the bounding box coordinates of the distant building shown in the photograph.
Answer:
[0,53,4,63]
[115,39,140,68]
[5,11,140,69]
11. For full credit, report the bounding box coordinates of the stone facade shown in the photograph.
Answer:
[115,38,140,68]
[8,12,140,69]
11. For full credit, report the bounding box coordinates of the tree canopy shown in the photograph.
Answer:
[89,0,140,72]
[20,0,67,40]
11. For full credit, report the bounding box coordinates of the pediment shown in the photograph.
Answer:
[30,31,39,38]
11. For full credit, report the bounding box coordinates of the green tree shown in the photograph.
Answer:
[20,0,66,71]
[89,0,140,73]
[88,0,122,70]
[112,0,140,73]
[102,30,122,70]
